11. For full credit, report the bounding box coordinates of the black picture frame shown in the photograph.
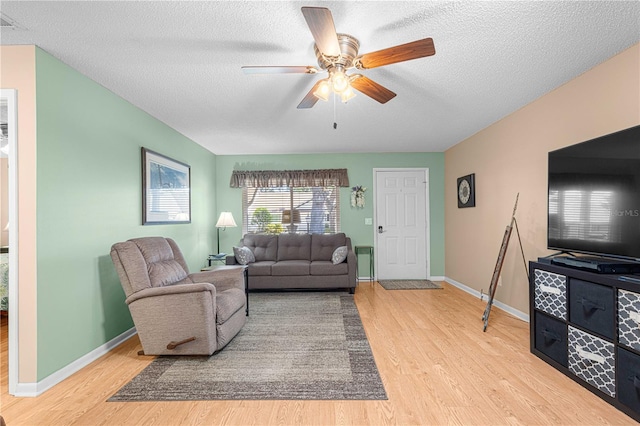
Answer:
[142,147,191,225]
[457,173,476,208]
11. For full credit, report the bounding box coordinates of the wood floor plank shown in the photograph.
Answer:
[1,282,636,425]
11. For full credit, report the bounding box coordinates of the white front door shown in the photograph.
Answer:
[375,169,429,280]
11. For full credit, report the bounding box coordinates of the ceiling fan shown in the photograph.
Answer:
[242,6,436,109]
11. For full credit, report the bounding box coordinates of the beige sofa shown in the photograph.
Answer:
[228,232,356,293]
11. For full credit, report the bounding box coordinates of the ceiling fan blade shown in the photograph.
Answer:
[297,80,324,109]
[242,66,319,74]
[350,76,397,104]
[356,38,435,69]
[301,7,341,57]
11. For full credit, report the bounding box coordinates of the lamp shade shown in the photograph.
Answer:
[281,209,301,224]
[216,212,237,228]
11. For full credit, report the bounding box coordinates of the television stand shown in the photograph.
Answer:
[530,261,640,422]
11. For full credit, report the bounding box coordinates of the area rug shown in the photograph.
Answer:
[109,292,387,401]
[378,279,442,290]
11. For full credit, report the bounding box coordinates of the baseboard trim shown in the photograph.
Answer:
[12,327,137,397]
[444,276,529,323]
[359,276,446,282]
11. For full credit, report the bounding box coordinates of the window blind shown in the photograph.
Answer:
[242,186,340,234]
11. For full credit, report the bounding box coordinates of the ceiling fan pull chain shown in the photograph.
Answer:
[333,93,338,129]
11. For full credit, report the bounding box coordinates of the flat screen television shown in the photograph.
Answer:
[547,125,640,262]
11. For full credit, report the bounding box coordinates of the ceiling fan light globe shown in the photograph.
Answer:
[341,86,356,103]
[313,80,331,101]
[331,71,349,93]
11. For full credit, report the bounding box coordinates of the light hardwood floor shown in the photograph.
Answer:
[0,282,635,425]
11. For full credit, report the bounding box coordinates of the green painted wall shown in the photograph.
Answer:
[215,153,445,277]
[35,48,217,380]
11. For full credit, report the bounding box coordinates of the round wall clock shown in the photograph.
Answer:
[457,173,476,208]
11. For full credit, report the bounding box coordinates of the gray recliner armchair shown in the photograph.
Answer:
[110,236,246,355]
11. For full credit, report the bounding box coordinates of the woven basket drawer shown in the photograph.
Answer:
[534,311,568,367]
[534,269,567,320]
[568,325,615,397]
[618,347,640,414]
[569,278,615,339]
[619,289,640,351]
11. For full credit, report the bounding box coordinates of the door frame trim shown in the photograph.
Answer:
[373,168,431,280]
[2,89,19,395]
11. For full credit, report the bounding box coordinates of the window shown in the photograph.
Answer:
[242,186,340,234]
[231,168,348,235]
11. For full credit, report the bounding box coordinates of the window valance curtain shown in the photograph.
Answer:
[230,169,350,188]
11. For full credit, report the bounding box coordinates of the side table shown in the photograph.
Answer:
[354,245,374,282]
[207,253,227,267]
[201,264,249,316]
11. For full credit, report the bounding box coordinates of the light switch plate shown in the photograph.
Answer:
[364,218,373,225]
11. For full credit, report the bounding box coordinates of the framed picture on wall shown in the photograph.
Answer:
[142,147,191,225]
[457,173,476,208]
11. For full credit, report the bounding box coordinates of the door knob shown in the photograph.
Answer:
[378,225,384,234]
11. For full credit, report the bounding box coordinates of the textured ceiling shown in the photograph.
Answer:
[1,1,639,155]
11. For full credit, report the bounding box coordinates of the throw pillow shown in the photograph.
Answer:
[331,246,348,264]
[233,246,255,265]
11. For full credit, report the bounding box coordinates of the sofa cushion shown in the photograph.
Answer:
[272,260,310,276]
[242,234,277,261]
[233,246,255,265]
[310,260,348,276]
[311,233,347,261]
[277,234,311,261]
[248,261,275,276]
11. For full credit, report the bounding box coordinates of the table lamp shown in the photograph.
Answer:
[282,209,301,233]
[216,212,237,254]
